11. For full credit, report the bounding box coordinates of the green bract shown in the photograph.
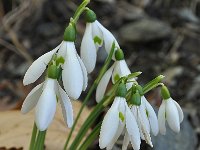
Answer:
[115,49,124,60]
[85,9,96,23]
[161,85,171,100]
[130,90,141,106]
[63,23,76,41]
[116,83,127,98]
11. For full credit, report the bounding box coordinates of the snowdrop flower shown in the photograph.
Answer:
[158,85,184,135]
[81,9,119,73]
[99,83,141,150]
[139,96,159,136]
[96,49,135,102]
[21,77,73,131]
[128,91,153,147]
[23,24,88,99]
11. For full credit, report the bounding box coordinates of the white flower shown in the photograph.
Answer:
[158,97,184,135]
[23,41,88,100]
[131,105,153,147]
[96,60,134,102]
[21,78,73,131]
[99,97,141,150]
[139,96,159,136]
[81,20,120,73]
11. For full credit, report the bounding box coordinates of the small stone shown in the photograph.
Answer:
[119,19,172,42]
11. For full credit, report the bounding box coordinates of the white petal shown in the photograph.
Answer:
[122,131,130,150]
[172,99,184,123]
[106,98,126,150]
[35,78,57,131]
[23,44,60,85]
[92,21,103,48]
[106,123,124,150]
[139,99,150,133]
[76,54,88,91]
[158,101,166,135]
[166,99,180,133]
[81,23,97,73]
[125,104,141,150]
[143,96,159,136]
[131,106,144,139]
[62,42,83,99]
[112,60,131,85]
[118,60,131,75]
[57,82,73,128]
[99,98,120,149]
[21,83,43,114]
[96,64,114,103]
[96,21,120,54]
[57,41,67,58]
[137,108,153,147]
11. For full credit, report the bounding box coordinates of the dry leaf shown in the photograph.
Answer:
[0,101,92,150]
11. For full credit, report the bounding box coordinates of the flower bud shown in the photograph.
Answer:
[115,49,124,60]
[116,83,127,98]
[63,23,76,41]
[161,85,171,100]
[85,9,96,23]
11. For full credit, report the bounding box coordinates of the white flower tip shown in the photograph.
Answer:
[20,108,26,114]
[171,125,180,133]
[99,139,106,149]
[36,122,47,131]
[22,79,28,86]
[23,75,33,86]
[150,143,153,148]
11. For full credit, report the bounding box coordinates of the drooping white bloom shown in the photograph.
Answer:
[81,20,120,73]
[131,105,153,147]
[139,96,159,136]
[23,41,88,100]
[158,98,184,135]
[96,60,135,102]
[99,97,141,150]
[21,78,73,131]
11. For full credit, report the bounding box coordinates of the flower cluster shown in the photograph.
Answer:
[21,9,121,131]
[99,78,184,150]
[20,4,184,150]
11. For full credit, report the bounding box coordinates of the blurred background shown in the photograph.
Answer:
[0,0,199,149]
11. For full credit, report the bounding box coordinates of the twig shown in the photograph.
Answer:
[2,22,33,64]
[0,38,20,55]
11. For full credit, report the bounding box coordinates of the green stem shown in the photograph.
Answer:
[143,75,165,94]
[29,122,38,150]
[64,42,115,150]
[69,98,105,149]
[78,122,101,150]
[73,0,90,24]
[69,83,118,150]
[34,130,46,150]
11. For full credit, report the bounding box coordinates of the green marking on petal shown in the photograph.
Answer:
[56,56,65,66]
[146,109,149,117]
[119,112,125,122]
[114,74,120,83]
[93,36,102,45]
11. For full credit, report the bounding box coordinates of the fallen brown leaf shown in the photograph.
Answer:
[0,101,92,150]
